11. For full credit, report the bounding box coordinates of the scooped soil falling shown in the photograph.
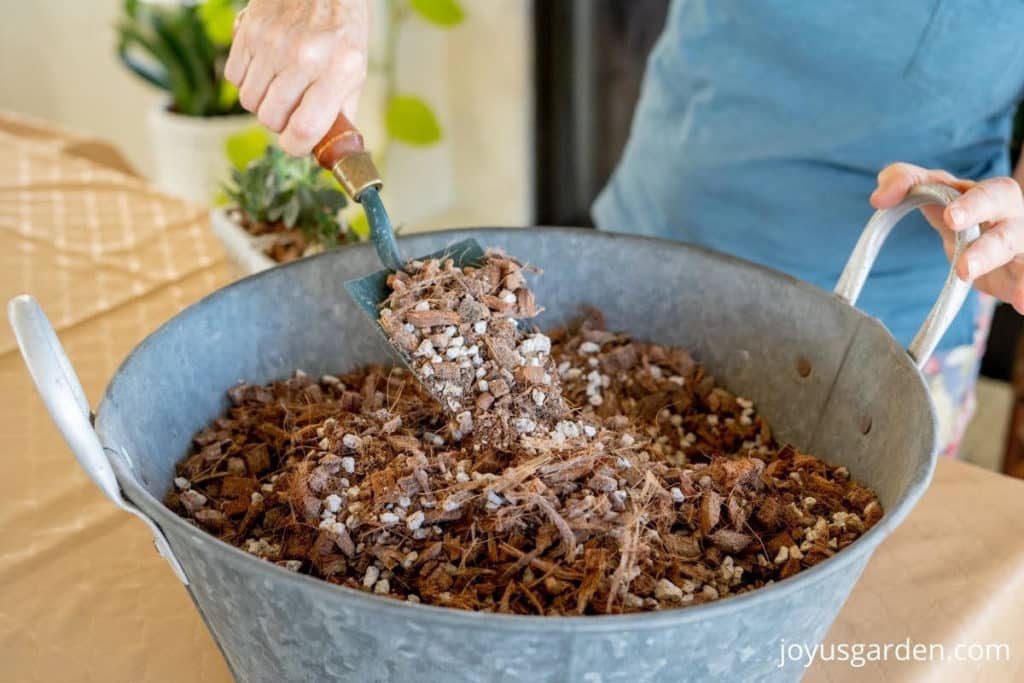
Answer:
[378,252,566,449]
[166,253,883,615]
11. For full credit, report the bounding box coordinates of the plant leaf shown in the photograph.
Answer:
[385,95,443,145]
[197,0,238,47]
[117,2,239,115]
[282,195,301,227]
[116,20,173,91]
[225,126,271,170]
[150,12,197,110]
[218,79,239,110]
[158,10,218,115]
[223,144,357,245]
[410,0,465,27]
[318,168,341,189]
[315,188,347,210]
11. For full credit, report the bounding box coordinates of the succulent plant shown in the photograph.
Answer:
[224,146,355,248]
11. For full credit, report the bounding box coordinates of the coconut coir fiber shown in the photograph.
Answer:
[166,252,881,615]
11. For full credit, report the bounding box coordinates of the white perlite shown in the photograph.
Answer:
[362,565,380,588]
[654,578,684,601]
[406,510,426,531]
[519,334,552,355]
[555,421,581,439]
[414,339,434,357]
[179,489,207,513]
[513,417,537,434]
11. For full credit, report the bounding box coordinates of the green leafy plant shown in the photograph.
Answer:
[216,0,465,237]
[116,0,245,116]
[224,145,358,249]
[410,0,464,26]
[378,0,465,150]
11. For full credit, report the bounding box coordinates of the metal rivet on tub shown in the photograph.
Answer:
[797,357,812,377]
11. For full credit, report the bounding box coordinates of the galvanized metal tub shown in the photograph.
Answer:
[10,185,979,682]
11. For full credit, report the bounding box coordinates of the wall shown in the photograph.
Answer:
[0,0,534,228]
[0,0,163,172]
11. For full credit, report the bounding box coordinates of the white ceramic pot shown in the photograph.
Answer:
[209,207,275,277]
[148,103,253,204]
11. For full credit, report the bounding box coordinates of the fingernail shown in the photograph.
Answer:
[949,206,966,228]
[963,254,976,280]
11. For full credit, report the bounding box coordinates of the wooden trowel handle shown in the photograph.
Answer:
[312,112,382,201]
[312,111,365,170]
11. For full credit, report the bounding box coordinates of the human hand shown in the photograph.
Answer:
[871,162,1024,313]
[224,0,371,156]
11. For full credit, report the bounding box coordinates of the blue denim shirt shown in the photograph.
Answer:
[594,1,1024,350]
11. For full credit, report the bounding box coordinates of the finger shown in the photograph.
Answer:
[975,267,1024,314]
[223,33,251,86]
[1013,279,1024,315]
[278,77,352,156]
[257,70,312,133]
[870,163,932,208]
[944,177,1024,232]
[870,164,957,208]
[338,52,367,121]
[957,219,1024,280]
[233,7,247,36]
[341,92,360,123]
[238,57,276,113]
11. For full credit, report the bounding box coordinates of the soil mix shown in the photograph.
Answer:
[166,252,882,615]
[230,207,319,264]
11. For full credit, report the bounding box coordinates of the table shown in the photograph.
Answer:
[1,113,1021,682]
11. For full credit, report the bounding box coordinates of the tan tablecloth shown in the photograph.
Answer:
[1,113,1022,682]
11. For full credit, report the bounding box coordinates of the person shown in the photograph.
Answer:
[225,0,1024,457]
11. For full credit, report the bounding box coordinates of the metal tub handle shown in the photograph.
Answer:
[834,183,981,367]
[7,295,188,584]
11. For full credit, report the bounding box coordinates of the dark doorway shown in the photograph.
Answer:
[533,0,669,227]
